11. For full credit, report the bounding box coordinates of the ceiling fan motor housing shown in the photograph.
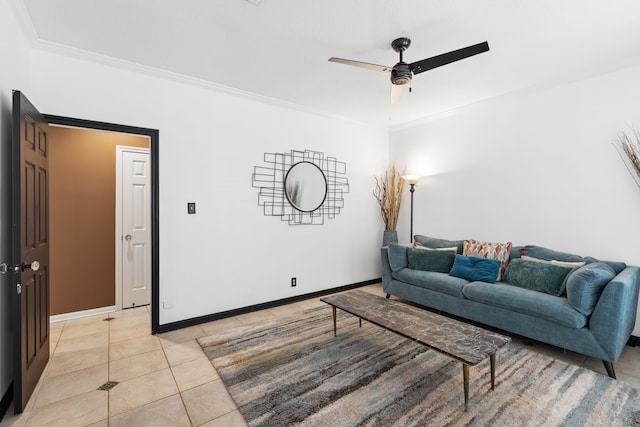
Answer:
[391,62,412,85]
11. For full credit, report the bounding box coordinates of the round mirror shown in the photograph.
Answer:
[284,161,328,212]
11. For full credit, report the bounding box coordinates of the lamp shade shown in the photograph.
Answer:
[402,174,422,185]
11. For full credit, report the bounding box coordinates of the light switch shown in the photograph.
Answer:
[187,202,196,214]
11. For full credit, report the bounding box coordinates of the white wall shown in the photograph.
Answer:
[390,63,640,332]
[0,0,31,403]
[26,49,388,325]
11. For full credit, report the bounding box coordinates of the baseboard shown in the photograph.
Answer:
[50,305,116,323]
[0,383,13,422]
[155,278,381,334]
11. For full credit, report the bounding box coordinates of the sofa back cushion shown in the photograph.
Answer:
[565,262,616,316]
[407,247,456,273]
[503,258,574,296]
[413,235,466,254]
[449,255,501,283]
[523,245,626,274]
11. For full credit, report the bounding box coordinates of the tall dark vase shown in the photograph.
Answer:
[382,230,398,247]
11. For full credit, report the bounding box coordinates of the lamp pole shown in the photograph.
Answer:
[402,175,422,243]
[408,183,415,243]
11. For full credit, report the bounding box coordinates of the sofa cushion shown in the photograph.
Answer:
[462,282,588,328]
[523,245,587,263]
[408,247,455,273]
[392,268,469,298]
[413,235,466,254]
[449,255,501,283]
[387,243,409,272]
[463,240,512,281]
[503,258,575,296]
[566,262,616,316]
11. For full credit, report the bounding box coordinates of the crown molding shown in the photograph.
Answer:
[390,56,640,133]
[27,37,385,132]
[8,0,39,42]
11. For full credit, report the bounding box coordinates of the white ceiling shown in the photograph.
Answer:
[17,0,640,127]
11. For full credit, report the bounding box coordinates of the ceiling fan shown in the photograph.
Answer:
[329,37,489,104]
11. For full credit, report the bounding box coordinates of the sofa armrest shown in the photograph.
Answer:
[590,266,640,361]
[381,247,393,290]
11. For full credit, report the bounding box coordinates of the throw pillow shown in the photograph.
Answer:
[408,247,456,273]
[449,255,501,283]
[414,243,458,253]
[521,255,586,269]
[413,235,466,254]
[565,262,616,316]
[463,240,513,281]
[503,258,574,296]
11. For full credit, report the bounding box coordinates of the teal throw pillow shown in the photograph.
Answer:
[408,247,455,273]
[565,262,616,315]
[413,235,466,254]
[449,255,501,283]
[504,258,574,296]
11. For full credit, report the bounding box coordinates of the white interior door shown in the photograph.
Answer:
[117,147,151,308]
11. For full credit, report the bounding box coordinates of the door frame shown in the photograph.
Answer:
[115,146,151,311]
[43,115,160,334]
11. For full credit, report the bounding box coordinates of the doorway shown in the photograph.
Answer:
[44,114,160,332]
[48,127,150,317]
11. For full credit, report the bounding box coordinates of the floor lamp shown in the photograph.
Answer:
[402,175,422,243]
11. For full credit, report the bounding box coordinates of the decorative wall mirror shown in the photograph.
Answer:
[284,161,328,212]
[252,149,349,225]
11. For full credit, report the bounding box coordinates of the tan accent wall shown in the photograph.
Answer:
[49,126,149,316]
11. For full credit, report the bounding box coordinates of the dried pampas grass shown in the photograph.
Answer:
[373,165,404,231]
[615,127,640,188]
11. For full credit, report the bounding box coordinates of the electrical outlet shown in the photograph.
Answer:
[187,202,196,214]
[291,277,297,287]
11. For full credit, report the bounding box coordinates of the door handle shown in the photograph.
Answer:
[22,261,40,272]
[125,234,132,241]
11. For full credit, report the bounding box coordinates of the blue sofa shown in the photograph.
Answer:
[381,235,640,378]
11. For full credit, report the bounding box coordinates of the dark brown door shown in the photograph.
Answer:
[12,91,50,414]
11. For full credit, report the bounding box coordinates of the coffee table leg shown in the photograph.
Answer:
[490,353,496,390]
[463,364,469,412]
[332,306,337,337]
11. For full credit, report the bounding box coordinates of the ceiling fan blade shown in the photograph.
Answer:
[328,57,392,73]
[409,41,489,75]
[390,83,406,104]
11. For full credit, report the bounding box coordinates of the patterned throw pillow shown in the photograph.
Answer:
[463,240,513,281]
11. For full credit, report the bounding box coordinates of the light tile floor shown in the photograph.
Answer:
[2,283,640,426]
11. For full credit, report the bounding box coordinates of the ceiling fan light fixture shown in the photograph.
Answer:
[391,62,412,85]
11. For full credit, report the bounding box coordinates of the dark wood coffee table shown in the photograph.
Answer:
[320,290,511,411]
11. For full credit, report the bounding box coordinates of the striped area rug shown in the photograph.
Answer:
[198,305,640,426]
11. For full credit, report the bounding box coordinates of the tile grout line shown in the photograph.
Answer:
[161,332,196,426]
[20,320,68,426]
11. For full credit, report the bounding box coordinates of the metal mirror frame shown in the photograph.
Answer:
[251,149,349,225]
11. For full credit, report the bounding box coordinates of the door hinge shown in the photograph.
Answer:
[0,263,6,275]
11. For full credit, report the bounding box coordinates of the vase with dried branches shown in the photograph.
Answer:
[373,165,404,246]
[615,127,640,188]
